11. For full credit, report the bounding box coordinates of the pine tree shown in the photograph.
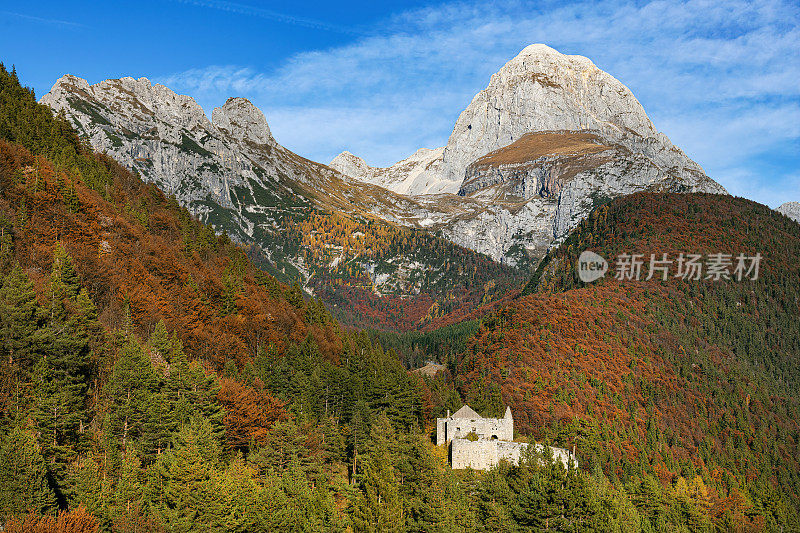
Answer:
[64,454,105,522]
[148,319,171,364]
[165,333,224,441]
[50,242,81,302]
[104,337,160,449]
[154,419,219,532]
[0,263,42,370]
[111,447,144,522]
[0,425,57,515]
[350,414,404,533]
[32,247,94,485]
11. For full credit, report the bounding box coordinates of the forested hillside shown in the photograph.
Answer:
[38,72,527,333]
[0,62,431,531]
[279,210,524,331]
[2,62,799,533]
[449,193,800,529]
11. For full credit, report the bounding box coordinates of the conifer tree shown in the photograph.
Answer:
[112,447,145,522]
[104,337,160,449]
[153,418,219,531]
[0,263,41,370]
[148,320,171,363]
[51,242,81,302]
[0,425,57,515]
[33,247,94,481]
[351,414,404,533]
[165,333,224,441]
[64,454,105,522]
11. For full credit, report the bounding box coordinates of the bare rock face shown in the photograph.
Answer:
[440,44,716,189]
[329,147,455,195]
[460,132,616,198]
[39,75,276,214]
[777,201,800,222]
[329,44,726,266]
[329,151,373,181]
[212,97,274,146]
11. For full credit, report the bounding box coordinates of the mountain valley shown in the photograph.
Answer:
[41,44,728,330]
[1,32,799,533]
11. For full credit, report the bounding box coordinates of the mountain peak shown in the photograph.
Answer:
[330,151,372,180]
[512,43,596,68]
[440,42,707,185]
[45,74,91,100]
[212,97,273,146]
[52,73,89,88]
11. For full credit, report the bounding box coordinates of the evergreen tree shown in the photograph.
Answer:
[0,425,57,515]
[153,419,219,532]
[32,246,95,487]
[50,242,81,303]
[350,415,404,533]
[165,333,224,441]
[104,336,160,450]
[148,319,171,364]
[0,263,41,370]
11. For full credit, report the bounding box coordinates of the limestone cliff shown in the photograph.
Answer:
[440,44,721,190]
[330,44,726,265]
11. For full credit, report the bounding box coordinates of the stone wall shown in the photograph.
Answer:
[436,415,512,445]
[451,439,501,470]
[450,439,578,471]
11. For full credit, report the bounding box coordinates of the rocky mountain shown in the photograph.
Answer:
[40,44,728,324]
[439,44,717,184]
[329,147,454,195]
[777,201,800,222]
[40,74,524,330]
[332,44,726,263]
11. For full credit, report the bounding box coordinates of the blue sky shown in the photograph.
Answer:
[1,0,798,207]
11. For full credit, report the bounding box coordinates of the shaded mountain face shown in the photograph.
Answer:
[332,44,726,264]
[40,75,524,330]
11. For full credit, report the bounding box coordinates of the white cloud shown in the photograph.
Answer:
[156,0,800,205]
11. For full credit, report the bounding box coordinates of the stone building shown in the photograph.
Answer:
[436,404,576,470]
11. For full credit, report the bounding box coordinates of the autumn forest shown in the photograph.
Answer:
[1,61,799,533]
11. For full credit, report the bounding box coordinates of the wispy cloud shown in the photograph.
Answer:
[170,0,366,36]
[0,9,84,28]
[157,0,800,207]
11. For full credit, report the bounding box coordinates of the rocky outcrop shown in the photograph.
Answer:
[459,132,616,199]
[40,75,277,215]
[439,44,720,191]
[212,97,274,147]
[451,130,721,261]
[329,147,455,195]
[777,201,800,222]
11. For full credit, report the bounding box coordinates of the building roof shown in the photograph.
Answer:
[411,362,446,378]
[451,404,481,419]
